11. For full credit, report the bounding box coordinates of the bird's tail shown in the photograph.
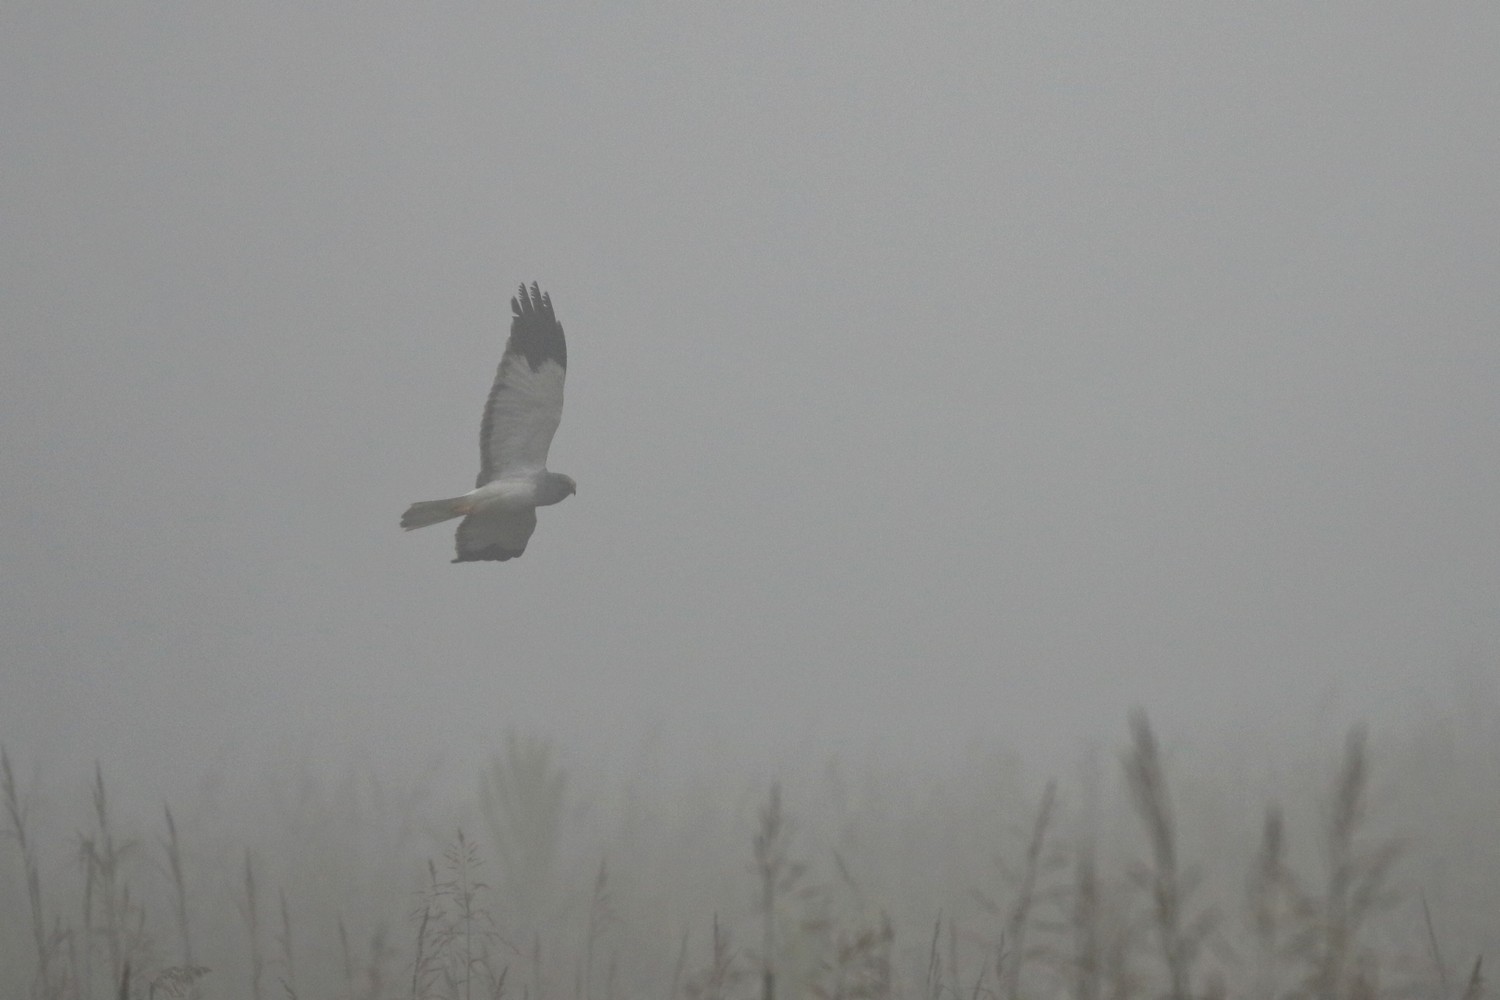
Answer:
[401,496,470,530]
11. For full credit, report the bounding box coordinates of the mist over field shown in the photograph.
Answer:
[2,4,1497,997]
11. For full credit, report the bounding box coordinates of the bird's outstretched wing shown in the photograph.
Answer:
[476,282,567,486]
[453,507,538,562]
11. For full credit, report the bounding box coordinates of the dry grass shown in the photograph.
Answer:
[1,714,1492,1000]
[1122,711,1217,1000]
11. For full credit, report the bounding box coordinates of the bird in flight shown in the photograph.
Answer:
[401,282,575,562]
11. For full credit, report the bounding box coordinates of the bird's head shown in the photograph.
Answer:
[538,471,577,505]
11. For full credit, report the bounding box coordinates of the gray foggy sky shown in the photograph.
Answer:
[2,5,1497,796]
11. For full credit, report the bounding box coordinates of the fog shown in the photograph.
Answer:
[2,4,1497,996]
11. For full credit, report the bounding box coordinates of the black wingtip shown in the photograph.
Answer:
[511,281,554,321]
[505,280,565,371]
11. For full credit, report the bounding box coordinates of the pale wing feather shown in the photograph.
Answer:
[453,507,537,563]
[477,356,564,483]
[477,283,567,485]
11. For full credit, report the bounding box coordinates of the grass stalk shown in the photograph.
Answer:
[412,899,432,1000]
[162,804,194,979]
[1071,843,1101,1000]
[3,747,58,999]
[999,779,1057,1000]
[580,857,614,1000]
[82,832,96,1000]
[753,783,803,1000]
[242,850,264,1000]
[338,915,354,992]
[1247,804,1292,1000]
[1460,957,1483,1000]
[1311,726,1401,1000]
[685,913,744,1000]
[88,764,127,990]
[278,887,295,996]
[1122,711,1204,1000]
[923,915,942,1000]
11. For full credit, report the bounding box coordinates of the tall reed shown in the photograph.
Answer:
[1121,711,1215,1000]
[3,746,59,998]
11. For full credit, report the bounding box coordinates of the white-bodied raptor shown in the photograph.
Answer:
[401,282,575,562]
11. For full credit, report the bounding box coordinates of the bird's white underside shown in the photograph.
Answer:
[464,477,544,510]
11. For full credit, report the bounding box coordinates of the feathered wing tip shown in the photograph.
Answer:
[511,281,552,322]
[400,496,467,530]
[503,281,566,373]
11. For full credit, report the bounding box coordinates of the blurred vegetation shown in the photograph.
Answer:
[2,707,1496,999]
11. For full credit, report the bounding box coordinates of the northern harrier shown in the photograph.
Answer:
[401,282,574,561]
